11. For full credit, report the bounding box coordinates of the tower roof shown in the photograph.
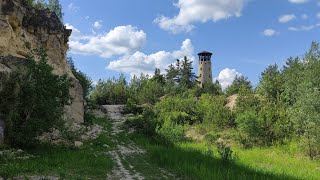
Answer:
[198,51,213,56]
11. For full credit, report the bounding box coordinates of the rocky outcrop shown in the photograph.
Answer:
[0,0,84,123]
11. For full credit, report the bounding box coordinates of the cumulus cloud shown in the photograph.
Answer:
[93,21,103,29]
[263,29,279,37]
[65,24,147,58]
[107,39,194,77]
[214,68,241,90]
[279,14,296,23]
[154,0,247,33]
[288,0,308,3]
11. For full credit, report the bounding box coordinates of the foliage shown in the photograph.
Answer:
[155,95,200,125]
[197,94,233,127]
[216,139,238,163]
[25,0,64,21]
[0,49,71,147]
[47,0,63,21]
[289,42,320,160]
[226,75,252,96]
[91,75,128,105]
[0,117,114,179]
[124,98,142,115]
[165,57,197,90]
[199,80,223,96]
[155,120,185,146]
[256,64,284,103]
[235,94,292,146]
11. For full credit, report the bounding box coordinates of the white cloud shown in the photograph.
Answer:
[288,23,320,31]
[263,29,279,37]
[66,24,147,58]
[93,21,103,29]
[107,39,194,77]
[154,0,247,34]
[214,68,241,90]
[288,0,308,3]
[278,14,296,23]
[68,3,80,12]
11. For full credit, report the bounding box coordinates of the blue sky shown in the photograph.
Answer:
[61,0,320,89]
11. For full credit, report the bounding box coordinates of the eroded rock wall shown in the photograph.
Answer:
[0,0,84,123]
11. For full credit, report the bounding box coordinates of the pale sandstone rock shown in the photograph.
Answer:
[0,0,84,124]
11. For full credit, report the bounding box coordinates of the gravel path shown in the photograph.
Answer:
[103,105,145,180]
[103,105,177,180]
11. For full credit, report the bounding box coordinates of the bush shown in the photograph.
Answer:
[123,98,143,115]
[197,94,234,127]
[0,49,71,148]
[216,138,238,163]
[155,96,200,125]
[156,120,185,146]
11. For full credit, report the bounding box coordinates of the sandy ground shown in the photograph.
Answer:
[102,105,177,180]
[103,105,145,180]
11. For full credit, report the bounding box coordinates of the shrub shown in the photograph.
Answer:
[155,120,185,146]
[123,98,143,115]
[216,138,238,163]
[197,94,234,127]
[0,49,71,148]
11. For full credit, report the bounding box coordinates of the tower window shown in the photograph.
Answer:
[209,75,211,78]
[200,68,202,70]
[200,74,202,77]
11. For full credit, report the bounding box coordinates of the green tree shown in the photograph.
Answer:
[46,0,63,21]
[0,49,71,147]
[152,68,166,85]
[257,64,284,103]
[179,57,198,89]
[201,80,223,96]
[281,57,304,106]
[226,75,252,96]
[138,79,165,104]
[90,75,128,105]
[290,42,320,159]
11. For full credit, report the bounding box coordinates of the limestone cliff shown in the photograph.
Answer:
[0,0,84,123]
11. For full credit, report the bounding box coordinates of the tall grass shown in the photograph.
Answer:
[132,134,320,180]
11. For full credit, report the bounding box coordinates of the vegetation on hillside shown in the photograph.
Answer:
[90,42,320,179]
[0,49,71,148]
[25,0,63,21]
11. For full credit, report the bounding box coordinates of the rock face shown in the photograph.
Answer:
[0,0,84,123]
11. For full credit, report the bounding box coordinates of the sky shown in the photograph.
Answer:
[61,0,320,89]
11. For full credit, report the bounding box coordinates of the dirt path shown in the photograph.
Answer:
[102,105,176,180]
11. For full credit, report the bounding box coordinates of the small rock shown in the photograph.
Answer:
[74,141,83,147]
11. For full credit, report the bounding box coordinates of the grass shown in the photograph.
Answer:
[0,117,114,179]
[131,134,320,180]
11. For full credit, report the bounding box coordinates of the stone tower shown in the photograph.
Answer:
[197,51,213,88]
